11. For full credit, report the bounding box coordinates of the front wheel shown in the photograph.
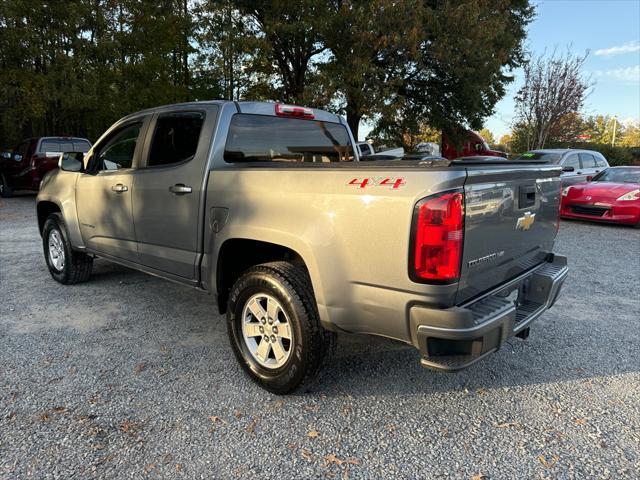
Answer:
[227,262,336,394]
[42,213,93,284]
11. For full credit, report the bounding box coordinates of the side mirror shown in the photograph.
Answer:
[562,166,575,172]
[586,175,593,182]
[58,152,84,172]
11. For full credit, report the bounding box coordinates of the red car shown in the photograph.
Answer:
[0,136,91,197]
[560,166,640,227]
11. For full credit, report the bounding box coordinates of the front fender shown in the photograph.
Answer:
[37,170,84,248]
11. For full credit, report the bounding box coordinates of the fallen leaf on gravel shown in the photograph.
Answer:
[323,454,360,467]
[471,474,486,480]
[52,406,67,413]
[39,411,50,422]
[95,454,116,466]
[233,409,243,419]
[176,463,183,472]
[308,430,320,439]
[287,443,297,450]
[6,411,16,422]
[496,422,521,429]
[538,454,559,468]
[118,420,138,434]
[134,363,146,374]
[246,416,258,434]
[144,463,155,474]
[270,399,285,410]
[208,416,227,425]
[301,449,313,461]
[304,404,320,413]
[573,418,587,426]
[90,443,105,451]
[476,388,488,396]
[386,424,397,433]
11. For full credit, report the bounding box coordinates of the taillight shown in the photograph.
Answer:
[410,191,464,283]
[275,103,314,119]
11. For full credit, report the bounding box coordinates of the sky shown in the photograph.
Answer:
[485,0,640,139]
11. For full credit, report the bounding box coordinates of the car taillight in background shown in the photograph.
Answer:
[410,190,464,283]
[275,103,315,119]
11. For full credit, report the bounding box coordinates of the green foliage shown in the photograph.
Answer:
[0,0,534,150]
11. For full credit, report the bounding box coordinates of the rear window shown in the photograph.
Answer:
[224,114,354,163]
[73,140,91,152]
[579,153,597,168]
[40,139,61,152]
[514,152,562,163]
[40,138,90,153]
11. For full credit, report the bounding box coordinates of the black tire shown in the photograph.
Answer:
[42,213,93,284]
[227,261,336,394]
[0,173,13,198]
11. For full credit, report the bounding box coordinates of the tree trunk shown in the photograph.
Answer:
[347,111,362,141]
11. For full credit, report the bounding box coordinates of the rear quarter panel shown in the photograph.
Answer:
[203,166,466,342]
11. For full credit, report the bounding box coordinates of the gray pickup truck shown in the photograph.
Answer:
[36,101,568,393]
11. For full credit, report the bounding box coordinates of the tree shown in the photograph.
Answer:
[478,128,496,146]
[394,0,533,141]
[513,49,591,149]
[318,0,422,139]
[618,121,639,147]
[234,0,327,104]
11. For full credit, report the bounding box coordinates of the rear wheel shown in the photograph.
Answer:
[42,213,93,284]
[0,173,13,198]
[227,261,336,394]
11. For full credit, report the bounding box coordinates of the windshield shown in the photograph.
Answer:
[592,168,640,183]
[514,151,562,163]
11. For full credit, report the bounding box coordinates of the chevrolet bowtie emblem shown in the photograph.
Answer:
[516,212,535,231]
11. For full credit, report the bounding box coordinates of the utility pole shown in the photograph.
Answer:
[611,116,617,147]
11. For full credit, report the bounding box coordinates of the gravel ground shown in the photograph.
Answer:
[1,194,639,479]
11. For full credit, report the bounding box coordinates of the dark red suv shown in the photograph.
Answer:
[0,136,91,197]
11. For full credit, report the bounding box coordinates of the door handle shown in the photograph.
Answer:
[111,183,128,193]
[169,184,192,195]
[577,171,582,174]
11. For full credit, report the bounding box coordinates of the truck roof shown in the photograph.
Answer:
[120,100,343,125]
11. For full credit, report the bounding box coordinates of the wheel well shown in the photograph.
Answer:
[37,201,61,235]
[216,239,311,314]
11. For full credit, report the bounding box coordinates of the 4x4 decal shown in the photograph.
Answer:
[348,177,405,189]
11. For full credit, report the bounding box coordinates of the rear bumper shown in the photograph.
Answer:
[410,254,568,371]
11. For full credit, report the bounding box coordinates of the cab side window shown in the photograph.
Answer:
[147,112,204,167]
[595,155,607,167]
[579,153,596,168]
[95,123,142,172]
[562,154,580,169]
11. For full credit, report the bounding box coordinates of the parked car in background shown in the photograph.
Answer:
[561,166,640,227]
[515,149,610,186]
[441,130,507,160]
[356,142,404,158]
[0,136,91,197]
[361,130,506,161]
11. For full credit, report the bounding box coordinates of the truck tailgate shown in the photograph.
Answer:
[456,164,562,304]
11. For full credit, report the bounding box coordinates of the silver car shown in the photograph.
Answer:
[516,149,610,185]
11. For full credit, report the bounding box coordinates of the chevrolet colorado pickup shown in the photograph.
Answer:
[36,101,568,393]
